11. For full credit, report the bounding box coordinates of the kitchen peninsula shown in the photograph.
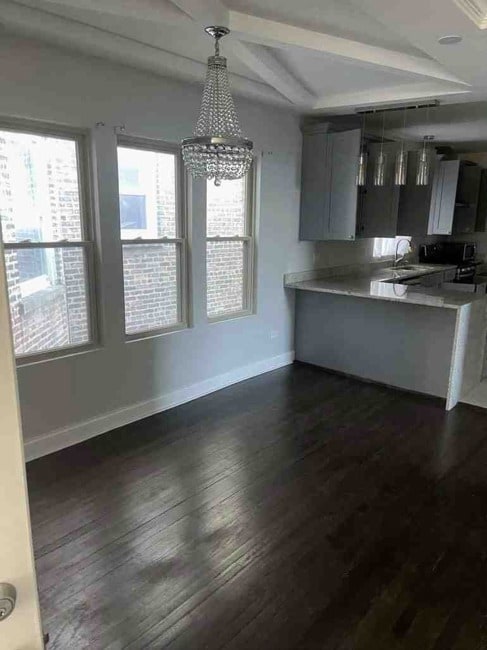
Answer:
[285,263,487,409]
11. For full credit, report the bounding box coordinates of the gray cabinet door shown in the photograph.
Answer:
[299,128,360,241]
[397,150,435,236]
[299,131,330,240]
[357,142,400,238]
[428,160,460,235]
[328,129,361,240]
[452,163,481,234]
[475,169,487,232]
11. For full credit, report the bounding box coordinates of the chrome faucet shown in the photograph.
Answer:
[394,238,412,267]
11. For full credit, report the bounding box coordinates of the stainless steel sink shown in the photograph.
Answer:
[381,265,435,284]
[384,265,431,273]
[394,265,419,270]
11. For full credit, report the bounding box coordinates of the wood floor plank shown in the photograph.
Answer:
[27,362,487,649]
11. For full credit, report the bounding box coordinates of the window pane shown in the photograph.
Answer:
[123,243,180,335]
[120,194,147,229]
[6,247,90,356]
[207,240,247,318]
[117,147,177,239]
[207,177,246,237]
[0,131,82,243]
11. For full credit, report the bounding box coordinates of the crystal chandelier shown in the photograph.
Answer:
[182,26,253,186]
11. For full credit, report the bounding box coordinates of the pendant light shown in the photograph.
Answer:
[356,112,368,187]
[416,136,434,185]
[373,111,386,186]
[394,107,408,186]
[182,26,253,186]
[416,105,433,186]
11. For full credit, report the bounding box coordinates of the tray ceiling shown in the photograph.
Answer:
[1,0,486,113]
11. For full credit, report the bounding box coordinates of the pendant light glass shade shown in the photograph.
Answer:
[356,112,367,187]
[394,149,408,186]
[394,106,408,187]
[374,111,386,187]
[356,150,368,186]
[416,140,432,186]
[374,151,386,186]
[182,26,253,186]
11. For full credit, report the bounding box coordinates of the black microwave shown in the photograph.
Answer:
[419,242,477,265]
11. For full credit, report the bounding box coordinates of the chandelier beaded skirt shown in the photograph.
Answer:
[182,45,253,185]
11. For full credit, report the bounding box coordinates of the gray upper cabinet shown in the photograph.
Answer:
[356,142,400,238]
[328,130,361,239]
[476,169,487,232]
[299,127,361,241]
[428,160,460,235]
[452,163,481,235]
[299,129,330,241]
[299,126,480,240]
[398,157,478,236]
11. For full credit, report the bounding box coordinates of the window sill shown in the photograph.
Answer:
[125,322,189,343]
[16,342,101,367]
[207,310,255,325]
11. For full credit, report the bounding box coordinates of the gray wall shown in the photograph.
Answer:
[0,34,317,444]
[0,35,414,448]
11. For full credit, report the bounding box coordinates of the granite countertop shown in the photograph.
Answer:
[285,264,487,310]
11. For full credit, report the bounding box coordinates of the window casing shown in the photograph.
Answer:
[117,136,188,339]
[0,122,97,363]
[206,165,255,322]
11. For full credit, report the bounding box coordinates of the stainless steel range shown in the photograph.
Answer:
[419,242,479,283]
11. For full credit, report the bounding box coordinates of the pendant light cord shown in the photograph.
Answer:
[401,106,407,153]
[361,112,366,152]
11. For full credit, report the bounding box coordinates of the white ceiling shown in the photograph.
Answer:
[225,0,428,57]
[2,0,487,115]
[272,47,418,98]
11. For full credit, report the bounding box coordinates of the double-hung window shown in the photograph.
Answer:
[117,138,187,338]
[206,166,255,321]
[0,125,95,361]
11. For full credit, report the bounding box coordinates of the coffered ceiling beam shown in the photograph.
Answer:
[168,0,313,106]
[228,11,469,86]
[167,0,228,26]
[346,0,487,89]
[453,0,487,29]
[230,41,314,106]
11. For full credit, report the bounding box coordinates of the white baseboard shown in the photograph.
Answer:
[24,351,295,461]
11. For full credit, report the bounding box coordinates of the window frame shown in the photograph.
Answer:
[117,135,189,341]
[206,163,256,323]
[0,118,99,366]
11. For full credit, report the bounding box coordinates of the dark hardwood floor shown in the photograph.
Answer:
[26,361,487,649]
